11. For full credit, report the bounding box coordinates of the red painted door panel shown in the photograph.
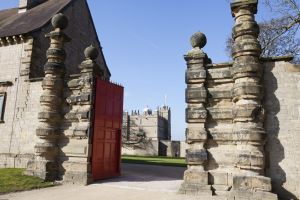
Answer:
[92,79,124,180]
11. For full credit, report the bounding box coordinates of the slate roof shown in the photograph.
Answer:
[0,0,72,38]
[0,0,111,76]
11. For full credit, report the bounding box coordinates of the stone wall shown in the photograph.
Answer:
[0,43,24,158]
[264,59,300,200]
[0,79,42,168]
[61,73,94,184]
[180,2,279,199]
[180,55,300,199]
[0,37,42,168]
[122,140,159,156]
[159,140,180,157]
[180,141,187,158]
[122,140,180,157]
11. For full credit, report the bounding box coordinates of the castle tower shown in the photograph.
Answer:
[159,105,171,140]
[122,111,130,141]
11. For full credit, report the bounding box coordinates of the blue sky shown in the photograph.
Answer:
[1,0,274,140]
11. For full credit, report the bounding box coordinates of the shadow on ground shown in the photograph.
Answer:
[94,163,186,192]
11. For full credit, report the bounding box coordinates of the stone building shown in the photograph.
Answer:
[180,0,300,199]
[0,0,124,184]
[122,106,180,156]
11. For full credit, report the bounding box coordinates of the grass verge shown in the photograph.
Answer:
[121,155,186,167]
[0,168,55,194]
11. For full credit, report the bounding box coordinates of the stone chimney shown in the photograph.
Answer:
[18,0,48,13]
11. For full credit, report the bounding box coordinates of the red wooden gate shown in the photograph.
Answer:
[92,78,124,180]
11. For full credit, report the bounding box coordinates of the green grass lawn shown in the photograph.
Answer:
[0,168,55,194]
[121,155,186,167]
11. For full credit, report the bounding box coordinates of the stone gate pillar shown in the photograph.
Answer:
[61,45,103,184]
[230,0,277,199]
[26,13,70,180]
[179,32,211,195]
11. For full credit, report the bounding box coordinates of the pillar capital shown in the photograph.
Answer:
[79,45,103,77]
[230,0,258,16]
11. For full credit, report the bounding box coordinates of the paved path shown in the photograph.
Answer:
[98,163,185,192]
[1,164,223,200]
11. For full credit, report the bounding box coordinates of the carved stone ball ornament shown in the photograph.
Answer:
[190,32,207,49]
[84,45,99,60]
[51,13,68,29]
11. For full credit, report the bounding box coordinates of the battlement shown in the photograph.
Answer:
[124,105,170,117]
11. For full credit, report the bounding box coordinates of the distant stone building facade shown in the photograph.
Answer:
[0,0,119,184]
[122,106,180,156]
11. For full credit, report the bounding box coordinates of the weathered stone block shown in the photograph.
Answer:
[209,172,228,185]
[207,67,231,80]
[232,40,261,57]
[233,175,272,192]
[207,107,233,120]
[232,82,262,99]
[209,129,234,141]
[61,144,88,156]
[65,110,90,121]
[62,171,92,185]
[179,183,212,196]
[186,128,207,143]
[186,107,207,123]
[252,190,278,200]
[185,86,206,103]
[233,104,262,121]
[186,68,206,84]
[232,21,259,38]
[20,69,30,76]
[66,93,91,104]
[67,78,80,88]
[36,128,60,137]
[235,151,264,169]
[74,126,89,137]
[232,129,264,141]
[208,88,232,99]
[186,149,207,165]
[252,176,272,191]
[38,111,61,120]
[26,160,57,181]
[35,142,58,155]
[183,169,208,184]
[42,76,63,88]
[40,94,62,105]
[231,62,260,77]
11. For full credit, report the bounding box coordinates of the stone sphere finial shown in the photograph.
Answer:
[51,13,68,29]
[84,45,99,60]
[190,32,207,48]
